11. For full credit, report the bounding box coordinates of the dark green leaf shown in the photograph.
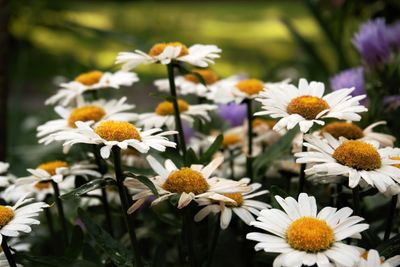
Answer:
[78,208,134,267]
[185,148,199,166]
[199,134,223,163]
[361,229,381,249]
[16,253,98,267]
[60,178,115,200]
[270,185,290,198]
[253,127,298,179]
[124,172,159,197]
[65,225,84,259]
[376,234,400,258]
[161,147,183,168]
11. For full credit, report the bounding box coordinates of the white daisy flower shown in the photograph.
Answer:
[318,121,396,148]
[0,194,49,244]
[124,155,251,213]
[137,99,216,130]
[246,193,369,267]
[154,69,220,97]
[45,71,138,107]
[115,42,221,70]
[52,120,177,159]
[295,134,400,193]
[17,161,101,185]
[255,78,368,133]
[38,97,138,145]
[194,178,270,229]
[0,162,15,188]
[354,249,400,267]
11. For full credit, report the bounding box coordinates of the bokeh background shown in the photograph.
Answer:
[2,0,400,174]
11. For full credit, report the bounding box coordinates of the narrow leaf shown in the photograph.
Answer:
[199,134,223,163]
[124,172,159,197]
[60,178,115,200]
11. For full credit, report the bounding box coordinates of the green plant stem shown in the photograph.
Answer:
[167,63,187,158]
[51,180,68,244]
[245,99,253,180]
[1,238,17,267]
[384,195,398,240]
[92,145,113,236]
[44,195,55,237]
[206,215,220,267]
[112,146,143,267]
[298,142,307,195]
[352,186,361,215]
[183,208,197,267]
[229,149,235,179]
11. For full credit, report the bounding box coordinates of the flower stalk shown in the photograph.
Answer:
[51,180,68,244]
[298,140,307,195]
[384,194,398,240]
[1,238,17,267]
[245,99,253,180]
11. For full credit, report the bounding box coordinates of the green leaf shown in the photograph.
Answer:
[361,229,381,249]
[16,253,98,267]
[199,134,223,163]
[65,225,84,259]
[376,234,400,258]
[124,172,159,198]
[161,147,183,168]
[60,178,115,200]
[78,208,134,267]
[253,127,298,179]
[185,148,199,166]
[270,185,290,199]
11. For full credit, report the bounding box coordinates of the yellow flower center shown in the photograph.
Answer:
[286,217,334,252]
[223,193,244,207]
[320,122,364,139]
[94,121,141,142]
[0,206,15,228]
[155,99,189,116]
[148,42,189,57]
[75,71,103,86]
[184,69,219,85]
[390,155,400,168]
[236,79,264,95]
[162,168,209,194]
[67,105,106,128]
[223,134,242,147]
[34,181,52,190]
[37,161,68,176]
[333,140,381,170]
[252,118,276,129]
[287,96,330,120]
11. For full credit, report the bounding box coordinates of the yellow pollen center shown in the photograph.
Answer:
[0,206,15,228]
[75,71,103,86]
[34,181,52,190]
[155,99,189,116]
[162,168,209,194]
[223,134,242,146]
[68,105,106,128]
[223,193,244,207]
[184,69,219,85]
[252,118,276,129]
[287,96,330,120]
[390,155,400,168]
[286,217,334,252]
[333,140,381,170]
[236,79,264,95]
[321,122,364,139]
[37,160,68,176]
[94,121,141,142]
[148,42,189,57]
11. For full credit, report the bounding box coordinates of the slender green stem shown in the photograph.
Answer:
[298,142,307,195]
[229,149,235,180]
[384,195,398,240]
[183,208,197,267]
[44,195,55,237]
[92,145,113,236]
[206,215,220,267]
[167,63,187,158]
[1,238,17,267]
[51,180,68,244]
[352,186,361,215]
[112,146,143,267]
[245,99,253,180]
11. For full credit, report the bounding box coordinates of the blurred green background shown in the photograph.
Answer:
[5,0,400,173]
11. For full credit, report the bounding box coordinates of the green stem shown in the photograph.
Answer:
[245,99,253,180]
[229,149,235,180]
[112,146,143,267]
[1,238,17,267]
[44,195,55,237]
[384,195,398,240]
[183,208,197,267]
[167,63,187,158]
[206,215,220,267]
[298,142,307,195]
[352,186,361,215]
[51,180,68,244]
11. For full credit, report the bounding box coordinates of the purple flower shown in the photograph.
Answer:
[182,121,195,143]
[386,21,400,48]
[330,67,365,96]
[352,18,391,67]
[218,103,247,127]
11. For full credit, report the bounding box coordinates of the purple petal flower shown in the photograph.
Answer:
[182,121,195,143]
[386,21,400,48]
[218,103,247,127]
[330,67,365,95]
[352,18,391,67]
